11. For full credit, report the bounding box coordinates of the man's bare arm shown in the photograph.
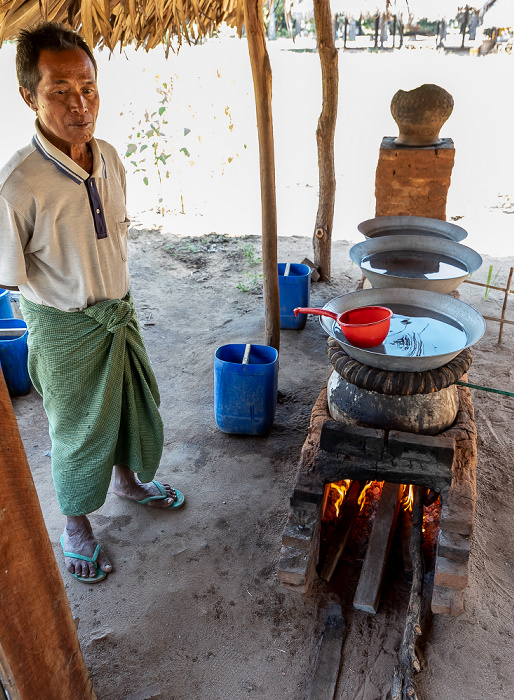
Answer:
[0,285,19,291]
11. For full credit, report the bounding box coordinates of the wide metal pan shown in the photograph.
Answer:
[358,215,468,242]
[319,288,485,372]
[349,234,482,294]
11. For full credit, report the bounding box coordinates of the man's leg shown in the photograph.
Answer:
[112,464,179,507]
[62,516,113,579]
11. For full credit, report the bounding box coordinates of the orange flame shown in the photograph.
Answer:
[402,484,414,512]
[330,479,352,517]
[357,481,374,511]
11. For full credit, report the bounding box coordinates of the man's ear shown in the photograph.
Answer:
[19,86,37,112]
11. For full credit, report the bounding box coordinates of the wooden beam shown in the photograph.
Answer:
[0,373,97,700]
[353,482,403,613]
[306,603,346,700]
[319,480,364,582]
[243,0,280,350]
[312,0,338,281]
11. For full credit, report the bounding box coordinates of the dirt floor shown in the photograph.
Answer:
[10,229,514,700]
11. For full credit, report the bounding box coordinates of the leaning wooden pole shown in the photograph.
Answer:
[392,486,425,700]
[0,373,96,700]
[312,0,338,281]
[243,0,280,350]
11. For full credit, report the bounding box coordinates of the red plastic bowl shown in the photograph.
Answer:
[339,306,393,348]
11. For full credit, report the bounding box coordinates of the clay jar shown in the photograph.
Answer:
[390,83,454,147]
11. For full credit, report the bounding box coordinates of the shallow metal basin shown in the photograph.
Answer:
[349,235,482,294]
[358,215,468,242]
[319,288,485,372]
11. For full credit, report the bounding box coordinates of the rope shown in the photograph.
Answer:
[457,381,514,398]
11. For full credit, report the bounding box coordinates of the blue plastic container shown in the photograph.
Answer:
[0,319,31,396]
[278,263,311,329]
[0,288,14,319]
[214,344,279,435]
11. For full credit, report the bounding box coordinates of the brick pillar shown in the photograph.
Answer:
[374,136,455,220]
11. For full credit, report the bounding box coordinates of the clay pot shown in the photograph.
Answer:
[390,83,454,147]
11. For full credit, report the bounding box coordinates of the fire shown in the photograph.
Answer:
[402,484,414,512]
[330,479,351,517]
[357,481,374,510]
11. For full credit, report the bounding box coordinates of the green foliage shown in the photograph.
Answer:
[236,271,263,293]
[123,72,242,216]
[238,241,262,266]
[264,0,291,38]
[484,265,501,300]
[123,76,193,213]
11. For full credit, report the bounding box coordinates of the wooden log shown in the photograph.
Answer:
[312,0,338,281]
[0,374,97,699]
[306,603,346,700]
[315,450,451,495]
[400,507,413,576]
[353,482,403,613]
[392,486,425,700]
[243,0,280,350]
[319,480,364,582]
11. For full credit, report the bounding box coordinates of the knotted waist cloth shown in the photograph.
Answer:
[20,293,164,516]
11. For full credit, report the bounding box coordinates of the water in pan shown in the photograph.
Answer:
[361,250,469,280]
[332,304,468,357]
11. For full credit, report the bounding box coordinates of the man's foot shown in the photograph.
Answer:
[62,516,113,580]
[112,464,183,509]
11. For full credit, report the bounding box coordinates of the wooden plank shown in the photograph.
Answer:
[353,482,403,613]
[319,480,364,582]
[243,0,280,351]
[306,603,346,700]
[315,450,451,495]
[0,372,97,700]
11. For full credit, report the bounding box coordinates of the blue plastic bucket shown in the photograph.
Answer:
[214,344,279,435]
[0,319,31,396]
[278,263,311,329]
[0,288,14,319]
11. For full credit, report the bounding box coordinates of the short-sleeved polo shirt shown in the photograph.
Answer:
[0,122,130,312]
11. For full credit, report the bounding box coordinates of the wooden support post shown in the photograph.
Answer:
[306,603,346,700]
[0,373,96,700]
[353,482,403,613]
[312,0,338,281]
[319,480,364,582]
[243,0,280,350]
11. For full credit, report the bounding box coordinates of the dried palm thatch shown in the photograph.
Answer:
[0,0,245,51]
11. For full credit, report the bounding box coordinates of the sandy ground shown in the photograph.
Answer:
[2,37,514,700]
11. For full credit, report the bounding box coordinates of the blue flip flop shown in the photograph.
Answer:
[60,534,108,584]
[135,480,186,509]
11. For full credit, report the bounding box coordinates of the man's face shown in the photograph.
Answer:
[20,48,99,152]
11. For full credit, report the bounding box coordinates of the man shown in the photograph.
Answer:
[0,22,185,583]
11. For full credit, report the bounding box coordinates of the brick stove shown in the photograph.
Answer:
[277,342,478,616]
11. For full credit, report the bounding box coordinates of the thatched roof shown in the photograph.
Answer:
[0,0,244,50]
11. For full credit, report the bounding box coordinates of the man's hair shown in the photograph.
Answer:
[16,22,98,100]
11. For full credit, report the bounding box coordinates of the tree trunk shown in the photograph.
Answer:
[244,0,280,350]
[312,0,338,282]
[0,373,96,700]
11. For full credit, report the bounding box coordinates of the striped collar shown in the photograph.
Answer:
[32,120,107,184]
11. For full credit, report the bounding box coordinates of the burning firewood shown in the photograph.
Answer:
[319,481,365,582]
[353,482,404,613]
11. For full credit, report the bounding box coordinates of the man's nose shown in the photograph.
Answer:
[69,92,88,112]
